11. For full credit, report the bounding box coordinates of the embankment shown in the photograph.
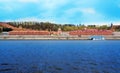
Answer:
[0,35,120,40]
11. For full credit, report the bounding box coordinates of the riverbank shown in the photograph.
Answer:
[0,35,120,40]
[0,35,88,40]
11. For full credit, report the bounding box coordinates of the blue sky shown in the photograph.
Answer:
[0,0,120,25]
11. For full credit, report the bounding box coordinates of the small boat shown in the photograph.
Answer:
[89,35,105,40]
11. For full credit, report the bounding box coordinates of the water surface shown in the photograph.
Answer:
[0,40,120,73]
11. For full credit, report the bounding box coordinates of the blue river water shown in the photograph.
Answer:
[0,40,120,73]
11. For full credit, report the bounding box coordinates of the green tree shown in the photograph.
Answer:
[98,25,108,30]
[3,28,13,32]
[87,25,96,29]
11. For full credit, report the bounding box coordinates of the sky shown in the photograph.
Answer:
[0,0,120,25]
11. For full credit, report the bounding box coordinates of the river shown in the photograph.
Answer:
[0,40,120,73]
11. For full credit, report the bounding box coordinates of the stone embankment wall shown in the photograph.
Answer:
[0,35,87,40]
[0,32,120,40]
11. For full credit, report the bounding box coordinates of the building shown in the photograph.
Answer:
[69,29,113,36]
[9,30,50,35]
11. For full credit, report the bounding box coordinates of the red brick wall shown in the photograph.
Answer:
[69,29,113,35]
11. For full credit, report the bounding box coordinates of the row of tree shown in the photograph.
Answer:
[0,27,13,32]
[6,22,116,31]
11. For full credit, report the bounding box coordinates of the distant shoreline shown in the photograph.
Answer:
[0,35,120,40]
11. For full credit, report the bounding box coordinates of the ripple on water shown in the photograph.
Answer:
[0,68,15,72]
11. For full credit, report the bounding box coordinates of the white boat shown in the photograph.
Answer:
[90,36,105,40]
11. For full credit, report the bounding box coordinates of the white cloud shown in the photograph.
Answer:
[0,0,70,12]
[80,8,96,14]
[66,8,94,14]
[38,0,69,10]
[64,7,106,23]
[64,7,96,15]
[74,0,100,6]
